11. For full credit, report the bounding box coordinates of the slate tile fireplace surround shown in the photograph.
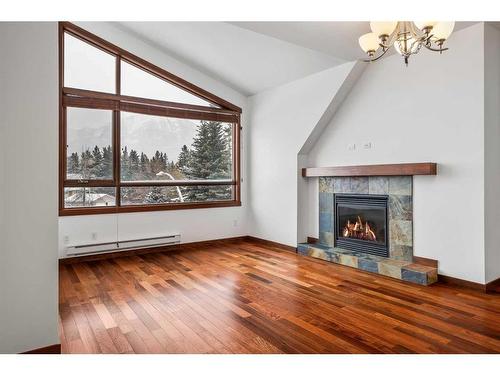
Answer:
[320,176,413,261]
[298,164,438,286]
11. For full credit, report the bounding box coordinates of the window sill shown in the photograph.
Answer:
[59,200,242,216]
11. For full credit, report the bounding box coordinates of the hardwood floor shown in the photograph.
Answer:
[59,239,500,354]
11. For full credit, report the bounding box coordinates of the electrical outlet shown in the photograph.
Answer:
[91,232,98,241]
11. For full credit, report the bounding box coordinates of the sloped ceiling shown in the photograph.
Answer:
[116,21,477,96]
[231,22,372,61]
[115,22,346,95]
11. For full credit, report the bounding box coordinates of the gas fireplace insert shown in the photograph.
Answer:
[334,194,389,257]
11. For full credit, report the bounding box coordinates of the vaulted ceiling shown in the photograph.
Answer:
[116,21,477,96]
[116,22,345,95]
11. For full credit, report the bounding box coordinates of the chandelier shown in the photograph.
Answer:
[359,21,455,65]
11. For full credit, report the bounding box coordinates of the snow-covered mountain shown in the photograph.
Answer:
[121,114,198,160]
[67,113,199,161]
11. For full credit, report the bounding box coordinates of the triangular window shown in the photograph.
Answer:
[64,33,116,93]
[121,61,219,107]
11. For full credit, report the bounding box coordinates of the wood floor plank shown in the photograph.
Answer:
[81,302,120,354]
[107,326,134,354]
[70,303,102,353]
[59,239,500,354]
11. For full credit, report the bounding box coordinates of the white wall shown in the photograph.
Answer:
[484,23,500,284]
[59,22,249,257]
[247,62,359,246]
[0,23,59,353]
[307,24,486,283]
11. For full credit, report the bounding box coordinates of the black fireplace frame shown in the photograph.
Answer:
[334,194,389,257]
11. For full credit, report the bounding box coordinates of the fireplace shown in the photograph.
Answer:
[298,173,436,285]
[334,194,389,257]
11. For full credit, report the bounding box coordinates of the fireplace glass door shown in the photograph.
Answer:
[334,194,389,257]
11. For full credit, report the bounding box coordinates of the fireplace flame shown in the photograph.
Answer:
[342,216,377,242]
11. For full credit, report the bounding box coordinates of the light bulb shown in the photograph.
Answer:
[358,33,380,54]
[369,21,398,38]
[432,21,455,41]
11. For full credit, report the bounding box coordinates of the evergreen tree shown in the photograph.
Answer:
[144,186,168,204]
[150,151,160,174]
[150,150,168,175]
[189,121,230,179]
[68,152,80,174]
[121,146,130,180]
[139,152,151,180]
[177,145,192,176]
[102,146,113,179]
[224,125,233,177]
[80,149,94,179]
[92,146,103,177]
[159,152,165,168]
[160,152,168,172]
[186,120,231,200]
[128,149,140,180]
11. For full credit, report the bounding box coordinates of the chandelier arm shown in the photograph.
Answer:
[379,42,392,50]
[362,46,391,62]
[422,44,449,53]
[408,21,429,40]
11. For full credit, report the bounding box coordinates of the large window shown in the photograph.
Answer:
[59,22,241,215]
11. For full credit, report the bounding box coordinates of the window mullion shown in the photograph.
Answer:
[115,56,122,207]
[234,118,241,203]
[64,180,115,188]
[120,181,236,187]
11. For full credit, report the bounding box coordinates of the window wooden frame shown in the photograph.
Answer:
[59,22,242,216]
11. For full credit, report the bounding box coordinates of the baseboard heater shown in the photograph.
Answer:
[65,234,181,257]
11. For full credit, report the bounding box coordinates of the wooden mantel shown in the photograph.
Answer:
[302,163,437,178]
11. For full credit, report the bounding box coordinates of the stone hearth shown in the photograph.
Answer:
[297,243,437,285]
